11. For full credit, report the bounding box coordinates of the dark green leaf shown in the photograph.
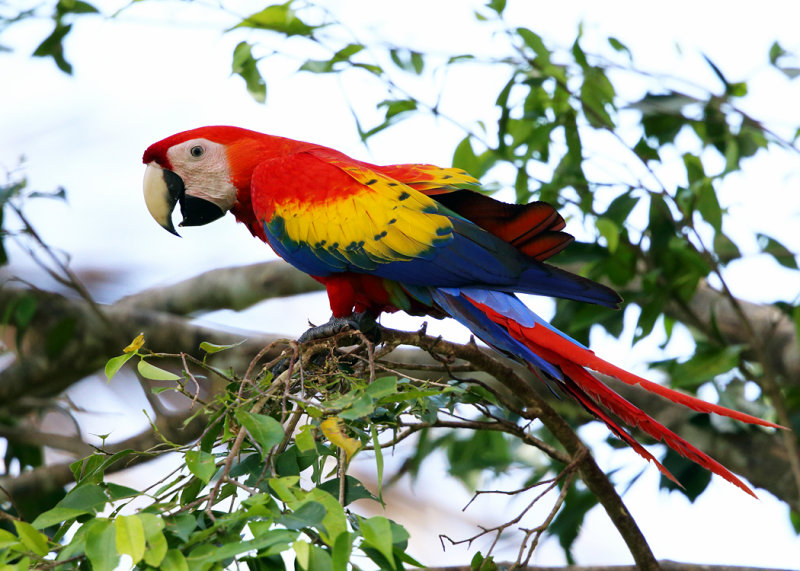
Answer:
[608,37,631,60]
[713,231,741,264]
[274,501,326,530]
[389,49,424,75]
[603,190,640,225]
[379,98,418,120]
[33,21,73,74]
[317,475,377,505]
[451,136,496,179]
[633,137,660,163]
[659,447,712,501]
[446,430,512,485]
[550,484,598,564]
[486,0,506,14]
[757,233,798,269]
[45,316,76,358]
[190,529,298,564]
[652,343,745,391]
[516,28,550,64]
[56,0,99,16]
[790,509,800,534]
[232,42,267,103]
[769,41,787,65]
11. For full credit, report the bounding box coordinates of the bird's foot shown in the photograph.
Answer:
[271,312,381,377]
[297,312,381,344]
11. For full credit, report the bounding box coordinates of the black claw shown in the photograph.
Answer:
[270,357,291,378]
[271,313,381,378]
[297,312,381,344]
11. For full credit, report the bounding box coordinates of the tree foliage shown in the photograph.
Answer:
[1,1,799,569]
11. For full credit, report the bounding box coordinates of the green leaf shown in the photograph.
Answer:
[232,41,267,103]
[595,217,619,253]
[471,551,499,571]
[581,67,616,128]
[30,507,81,530]
[516,27,550,64]
[633,136,660,163]
[790,509,800,535]
[758,233,798,269]
[302,488,347,545]
[332,532,353,571]
[13,520,49,556]
[32,21,73,74]
[56,0,100,16]
[365,376,397,400]
[380,98,418,120]
[389,49,424,74]
[189,529,298,564]
[139,514,168,567]
[451,136,496,179]
[653,343,745,391]
[713,231,741,265]
[371,424,384,503]
[115,514,146,565]
[769,41,787,66]
[486,0,506,14]
[294,541,333,571]
[235,3,317,37]
[550,484,598,564]
[104,351,135,381]
[0,528,19,549]
[161,549,189,571]
[31,483,109,528]
[11,294,37,332]
[274,500,326,530]
[137,359,181,381]
[295,424,316,452]
[608,36,631,60]
[85,519,119,571]
[45,316,76,358]
[199,340,243,354]
[317,475,378,506]
[359,516,395,569]
[659,447,712,501]
[235,410,285,455]
[185,450,217,484]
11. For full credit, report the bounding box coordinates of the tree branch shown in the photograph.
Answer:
[381,328,660,570]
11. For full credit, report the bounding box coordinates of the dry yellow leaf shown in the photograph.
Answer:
[124,333,145,353]
[320,416,361,462]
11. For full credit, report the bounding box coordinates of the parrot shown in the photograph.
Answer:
[142,125,780,496]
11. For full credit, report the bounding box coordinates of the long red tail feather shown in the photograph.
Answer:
[469,297,781,496]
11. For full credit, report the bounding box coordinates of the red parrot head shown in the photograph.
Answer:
[142,126,302,236]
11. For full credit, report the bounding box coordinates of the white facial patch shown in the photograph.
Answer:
[166,138,237,212]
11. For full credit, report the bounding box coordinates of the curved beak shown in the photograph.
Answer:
[143,163,226,236]
[143,163,182,236]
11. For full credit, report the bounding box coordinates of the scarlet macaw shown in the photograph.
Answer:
[142,126,778,495]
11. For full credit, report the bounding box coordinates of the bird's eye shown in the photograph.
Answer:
[190,145,205,158]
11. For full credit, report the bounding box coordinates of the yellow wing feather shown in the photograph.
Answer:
[268,155,454,269]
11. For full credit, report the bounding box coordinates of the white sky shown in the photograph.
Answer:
[2,0,800,567]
